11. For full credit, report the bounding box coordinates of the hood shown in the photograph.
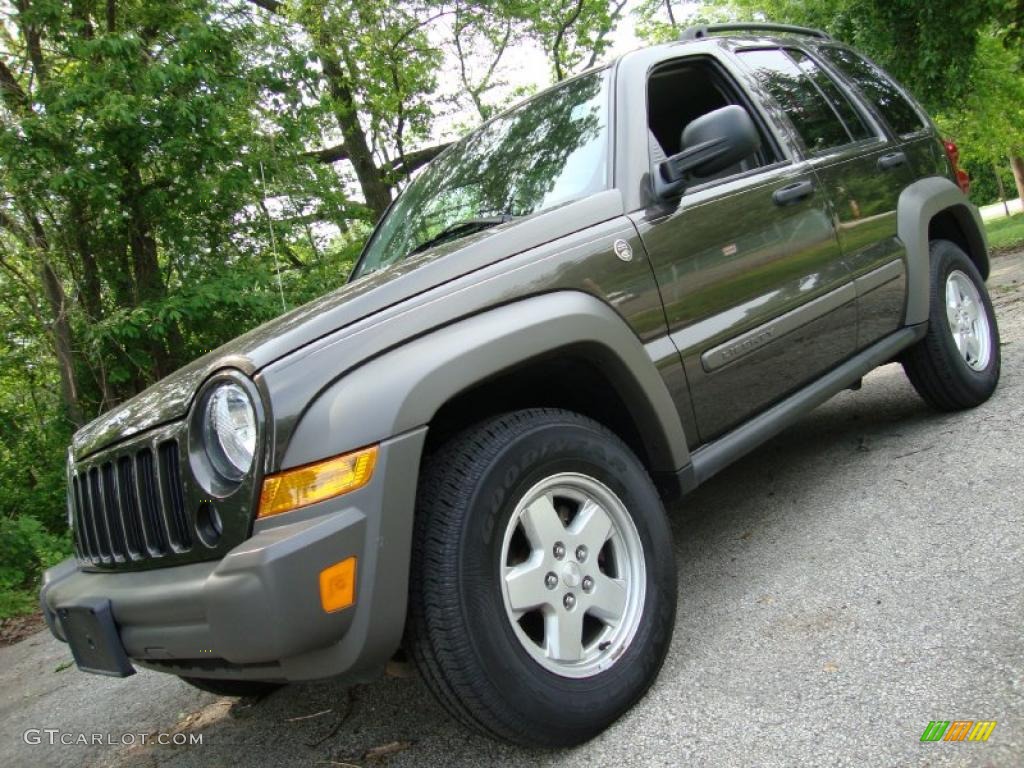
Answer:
[72,191,623,459]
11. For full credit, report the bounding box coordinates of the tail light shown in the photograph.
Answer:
[944,139,970,195]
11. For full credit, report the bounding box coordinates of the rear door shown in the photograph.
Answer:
[740,46,914,349]
[630,51,855,443]
[815,45,944,180]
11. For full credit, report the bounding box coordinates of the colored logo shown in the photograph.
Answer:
[920,721,997,742]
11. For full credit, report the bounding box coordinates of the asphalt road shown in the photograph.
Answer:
[3,251,1023,768]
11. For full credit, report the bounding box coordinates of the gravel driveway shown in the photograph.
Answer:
[3,250,1023,768]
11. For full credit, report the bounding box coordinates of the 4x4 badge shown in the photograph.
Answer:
[613,239,633,262]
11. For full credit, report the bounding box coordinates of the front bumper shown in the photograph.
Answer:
[41,428,426,682]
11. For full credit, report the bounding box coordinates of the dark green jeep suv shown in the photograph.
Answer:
[41,22,999,747]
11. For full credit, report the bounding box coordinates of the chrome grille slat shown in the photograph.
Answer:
[81,477,99,560]
[87,468,112,562]
[70,437,190,566]
[136,448,170,555]
[101,462,127,561]
[117,456,145,559]
[159,441,192,550]
[72,476,91,559]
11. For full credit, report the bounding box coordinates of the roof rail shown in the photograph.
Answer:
[680,22,832,42]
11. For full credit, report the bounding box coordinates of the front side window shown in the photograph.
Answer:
[646,55,780,185]
[739,48,856,155]
[817,47,926,137]
[353,71,610,279]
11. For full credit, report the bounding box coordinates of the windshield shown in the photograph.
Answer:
[352,70,611,279]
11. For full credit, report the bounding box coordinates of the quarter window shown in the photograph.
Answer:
[817,46,926,137]
[739,48,853,155]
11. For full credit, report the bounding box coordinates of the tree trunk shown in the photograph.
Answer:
[125,163,184,382]
[71,200,103,322]
[993,161,1010,217]
[20,208,85,427]
[39,259,84,427]
[1010,156,1024,205]
[318,40,393,221]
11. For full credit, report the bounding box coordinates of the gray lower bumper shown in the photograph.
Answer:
[40,428,426,682]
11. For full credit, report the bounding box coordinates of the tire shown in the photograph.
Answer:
[406,408,676,747]
[901,239,1000,410]
[180,677,282,698]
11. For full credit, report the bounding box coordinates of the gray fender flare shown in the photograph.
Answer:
[282,291,691,473]
[898,176,989,325]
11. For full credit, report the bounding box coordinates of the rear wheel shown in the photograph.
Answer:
[407,409,676,747]
[902,239,1000,410]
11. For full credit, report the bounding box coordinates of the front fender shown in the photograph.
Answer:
[898,176,989,325]
[280,291,691,474]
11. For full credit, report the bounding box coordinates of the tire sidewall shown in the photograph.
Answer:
[929,240,1000,395]
[454,418,676,740]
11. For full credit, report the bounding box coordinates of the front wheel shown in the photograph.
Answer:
[406,409,677,747]
[901,239,1000,410]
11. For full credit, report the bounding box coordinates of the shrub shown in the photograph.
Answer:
[0,515,71,618]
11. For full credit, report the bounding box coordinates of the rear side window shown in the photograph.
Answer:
[817,47,926,137]
[738,48,864,155]
[786,49,873,142]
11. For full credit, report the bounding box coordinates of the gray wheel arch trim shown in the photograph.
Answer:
[280,291,691,473]
[899,176,989,326]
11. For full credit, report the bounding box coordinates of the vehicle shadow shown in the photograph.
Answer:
[103,364,948,768]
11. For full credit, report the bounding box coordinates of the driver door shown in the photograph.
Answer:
[631,52,856,442]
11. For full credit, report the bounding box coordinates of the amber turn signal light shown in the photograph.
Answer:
[320,556,357,613]
[257,445,377,519]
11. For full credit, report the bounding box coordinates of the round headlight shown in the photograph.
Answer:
[203,383,256,481]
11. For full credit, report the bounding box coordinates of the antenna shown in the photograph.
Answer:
[259,160,287,313]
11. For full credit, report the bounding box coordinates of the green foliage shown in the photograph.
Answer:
[509,0,630,81]
[291,0,444,169]
[961,158,1020,207]
[0,516,71,607]
[0,292,71,534]
[666,0,1023,111]
[933,30,1024,166]
[0,254,74,617]
[0,0,376,617]
[0,588,39,620]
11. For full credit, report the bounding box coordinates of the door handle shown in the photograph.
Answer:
[877,151,907,171]
[772,180,815,206]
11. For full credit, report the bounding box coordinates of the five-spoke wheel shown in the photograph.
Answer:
[944,269,992,372]
[500,473,645,677]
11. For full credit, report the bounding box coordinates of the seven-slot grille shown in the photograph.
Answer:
[70,439,192,565]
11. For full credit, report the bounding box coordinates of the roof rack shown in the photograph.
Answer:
[680,22,832,42]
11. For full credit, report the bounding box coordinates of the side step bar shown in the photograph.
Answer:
[686,324,927,487]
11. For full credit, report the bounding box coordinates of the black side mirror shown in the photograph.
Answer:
[655,105,761,198]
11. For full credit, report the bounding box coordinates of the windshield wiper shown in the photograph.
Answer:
[407,214,514,258]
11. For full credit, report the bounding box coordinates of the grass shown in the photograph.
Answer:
[985,213,1024,252]
[0,587,39,620]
